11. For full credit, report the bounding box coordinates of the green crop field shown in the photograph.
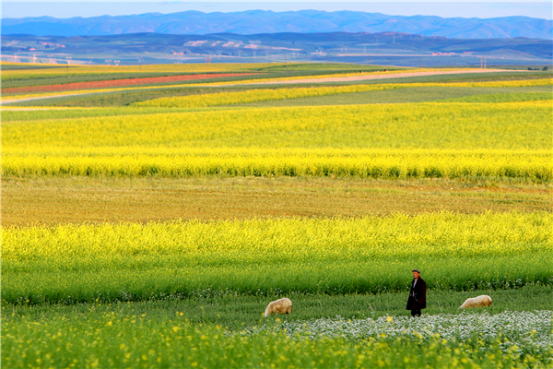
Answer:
[2,62,552,369]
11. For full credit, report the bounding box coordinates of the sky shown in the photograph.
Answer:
[2,1,552,20]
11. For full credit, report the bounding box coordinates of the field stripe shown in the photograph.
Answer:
[1,69,540,105]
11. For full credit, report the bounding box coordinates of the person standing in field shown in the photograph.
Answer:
[406,269,426,317]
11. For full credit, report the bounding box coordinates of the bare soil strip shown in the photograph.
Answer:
[3,73,259,94]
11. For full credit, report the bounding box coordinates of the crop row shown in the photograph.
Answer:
[3,150,550,180]
[253,311,553,344]
[3,212,551,304]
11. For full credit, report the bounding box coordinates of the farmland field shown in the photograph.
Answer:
[1,62,552,368]
[2,73,261,94]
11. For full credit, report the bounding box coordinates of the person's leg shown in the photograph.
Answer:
[411,309,421,317]
[415,309,421,317]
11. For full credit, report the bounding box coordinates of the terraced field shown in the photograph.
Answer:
[2,62,552,369]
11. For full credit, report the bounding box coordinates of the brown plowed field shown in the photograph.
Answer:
[3,73,260,94]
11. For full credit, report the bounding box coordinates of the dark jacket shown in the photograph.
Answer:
[406,277,427,310]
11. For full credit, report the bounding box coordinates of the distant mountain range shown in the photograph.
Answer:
[3,10,552,39]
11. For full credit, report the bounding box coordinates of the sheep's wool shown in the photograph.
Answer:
[459,295,492,309]
[264,298,292,317]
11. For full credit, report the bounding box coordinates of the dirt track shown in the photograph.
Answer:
[1,69,528,105]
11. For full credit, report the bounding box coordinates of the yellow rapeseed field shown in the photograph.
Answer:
[133,79,553,108]
[4,212,549,260]
[2,148,550,180]
[132,84,406,107]
[3,101,551,179]
[3,212,551,303]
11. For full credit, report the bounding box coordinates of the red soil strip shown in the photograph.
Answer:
[3,73,260,94]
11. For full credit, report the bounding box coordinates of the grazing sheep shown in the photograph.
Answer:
[264,298,292,317]
[459,295,492,309]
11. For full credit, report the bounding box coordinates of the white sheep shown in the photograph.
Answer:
[264,298,292,317]
[459,295,492,309]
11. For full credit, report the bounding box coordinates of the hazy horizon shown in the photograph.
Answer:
[2,1,552,21]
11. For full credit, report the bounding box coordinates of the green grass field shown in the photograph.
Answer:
[236,86,552,107]
[3,292,552,368]
[8,286,552,326]
[2,62,552,368]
